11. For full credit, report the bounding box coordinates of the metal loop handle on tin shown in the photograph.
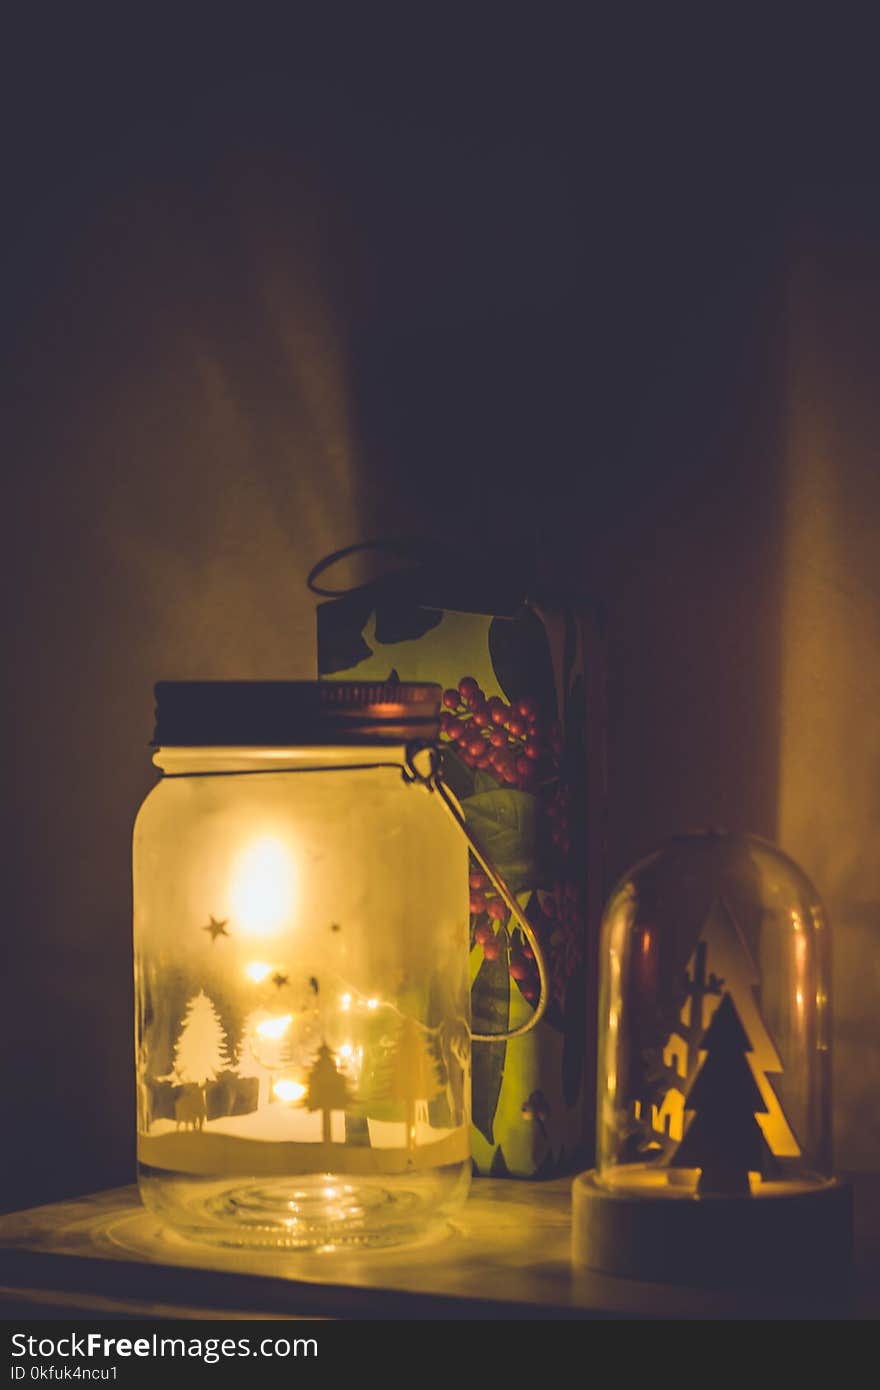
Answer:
[403,742,550,1043]
[306,537,441,598]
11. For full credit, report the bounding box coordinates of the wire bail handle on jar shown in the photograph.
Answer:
[404,742,549,1042]
[157,728,549,1041]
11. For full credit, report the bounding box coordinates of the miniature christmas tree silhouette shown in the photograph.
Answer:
[303,1042,355,1144]
[387,1016,443,1151]
[649,899,800,1155]
[172,991,230,1088]
[676,940,726,1083]
[355,1038,396,1120]
[670,991,780,1196]
[632,937,725,1153]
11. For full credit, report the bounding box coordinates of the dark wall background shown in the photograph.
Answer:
[3,25,879,1210]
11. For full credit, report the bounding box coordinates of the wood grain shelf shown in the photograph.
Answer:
[0,1176,878,1320]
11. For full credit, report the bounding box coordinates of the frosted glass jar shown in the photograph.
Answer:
[133,681,472,1249]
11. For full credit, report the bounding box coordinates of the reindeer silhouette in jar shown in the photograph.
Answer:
[174,1083,207,1131]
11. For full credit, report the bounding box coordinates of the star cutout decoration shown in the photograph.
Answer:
[203,916,229,941]
[271,972,289,989]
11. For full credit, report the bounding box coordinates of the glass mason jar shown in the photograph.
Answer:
[133,681,474,1249]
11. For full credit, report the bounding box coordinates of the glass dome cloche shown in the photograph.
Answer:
[572,831,852,1288]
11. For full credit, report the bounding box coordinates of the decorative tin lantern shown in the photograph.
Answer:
[133,680,546,1249]
[311,538,603,1180]
[572,831,852,1287]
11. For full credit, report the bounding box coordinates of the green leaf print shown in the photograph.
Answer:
[462,789,538,893]
[471,944,510,1145]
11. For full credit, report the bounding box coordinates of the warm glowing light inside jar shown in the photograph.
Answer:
[256,1014,293,1040]
[273,1079,307,1103]
[245,961,273,983]
[229,835,297,937]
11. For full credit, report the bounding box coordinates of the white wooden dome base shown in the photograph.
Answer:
[572,1170,852,1288]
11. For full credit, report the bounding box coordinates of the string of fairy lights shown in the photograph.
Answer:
[237,952,445,1102]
